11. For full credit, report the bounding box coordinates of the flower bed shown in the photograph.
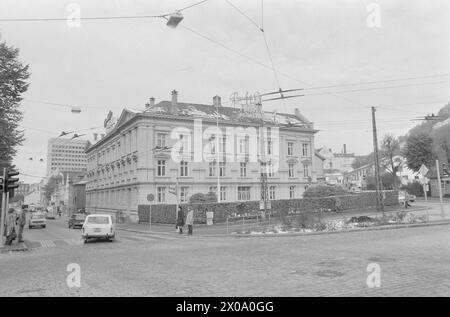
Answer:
[234,211,429,235]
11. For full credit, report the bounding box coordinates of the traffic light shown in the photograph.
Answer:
[0,176,4,192]
[5,169,19,193]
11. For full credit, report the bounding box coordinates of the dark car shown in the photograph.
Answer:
[68,213,87,229]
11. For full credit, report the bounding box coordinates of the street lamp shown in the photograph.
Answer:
[166,11,184,28]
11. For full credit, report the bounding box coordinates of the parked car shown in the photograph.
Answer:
[45,211,56,220]
[68,213,87,229]
[399,191,416,204]
[29,212,46,229]
[81,214,115,243]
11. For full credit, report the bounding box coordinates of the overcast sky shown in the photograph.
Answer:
[1,0,449,183]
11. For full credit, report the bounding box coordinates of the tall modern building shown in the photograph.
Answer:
[85,90,319,221]
[46,138,89,176]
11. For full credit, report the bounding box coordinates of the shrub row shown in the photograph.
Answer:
[138,190,398,224]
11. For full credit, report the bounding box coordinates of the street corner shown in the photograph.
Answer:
[0,242,29,254]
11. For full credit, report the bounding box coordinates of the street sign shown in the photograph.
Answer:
[147,194,154,202]
[419,164,429,176]
[168,186,177,195]
[259,200,271,210]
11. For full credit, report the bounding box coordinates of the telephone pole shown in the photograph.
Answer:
[371,107,384,216]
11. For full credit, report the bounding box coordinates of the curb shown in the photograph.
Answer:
[233,219,450,238]
[116,227,231,238]
[0,244,29,254]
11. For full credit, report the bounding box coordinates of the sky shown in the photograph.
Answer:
[1,0,449,183]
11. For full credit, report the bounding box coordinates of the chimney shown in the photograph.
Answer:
[93,133,98,141]
[171,90,178,114]
[294,108,301,118]
[343,144,347,154]
[101,134,105,139]
[145,97,155,110]
[213,95,221,108]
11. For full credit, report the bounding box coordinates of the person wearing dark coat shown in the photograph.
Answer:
[176,206,185,234]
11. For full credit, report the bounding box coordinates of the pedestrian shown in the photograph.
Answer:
[185,208,194,236]
[16,206,27,243]
[4,208,17,246]
[176,206,185,234]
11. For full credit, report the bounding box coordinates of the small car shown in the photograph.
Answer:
[45,211,56,220]
[68,213,86,229]
[29,212,47,229]
[81,214,115,243]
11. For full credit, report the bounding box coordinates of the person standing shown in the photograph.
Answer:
[185,208,194,236]
[4,208,17,245]
[176,206,185,234]
[16,206,27,243]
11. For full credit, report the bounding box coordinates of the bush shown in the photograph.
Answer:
[400,181,424,197]
[303,184,350,198]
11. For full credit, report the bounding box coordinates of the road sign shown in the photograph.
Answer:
[147,194,154,202]
[168,186,177,195]
[259,200,271,210]
[419,164,429,176]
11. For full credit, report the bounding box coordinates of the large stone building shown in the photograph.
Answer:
[85,91,319,220]
[46,138,90,176]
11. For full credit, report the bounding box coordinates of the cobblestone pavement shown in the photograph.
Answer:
[0,222,449,296]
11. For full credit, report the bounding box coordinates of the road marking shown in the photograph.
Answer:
[40,240,56,248]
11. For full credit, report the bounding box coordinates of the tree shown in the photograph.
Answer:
[10,193,24,203]
[0,39,30,170]
[366,172,401,190]
[403,133,436,172]
[380,134,401,188]
[189,192,217,204]
[43,175,62,200]
[352,153,374,169]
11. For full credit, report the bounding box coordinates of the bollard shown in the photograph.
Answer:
[226,217,229,234]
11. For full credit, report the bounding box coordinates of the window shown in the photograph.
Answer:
[209,136,216,154]
[220,186,226,201]
[179,134,190,153]
[180,161,188,177]
[220,136,227,154]
[267,163,275,177]
[302,143,309,157]
[288,163,295,178]
[157,160,166,176]
[157,187,166,203]
[237,186,251,201]
[157,133,166,148]
[209,162,216,177]
[289,186,295,199]
[240,162,247,177]
[303,163,309,177]
[180,186,189,203]
[239,137,249,155]
[209,186,217,195]
[219,162,226,177]
[267,140,272,155]
[269,186,276,200]
[287,142,294,156]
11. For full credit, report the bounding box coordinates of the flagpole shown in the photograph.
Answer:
[216,97,220,203]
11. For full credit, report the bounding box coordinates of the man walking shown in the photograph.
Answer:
[16,206,27,243]
[176,206,185,234]
[186,208,194,236]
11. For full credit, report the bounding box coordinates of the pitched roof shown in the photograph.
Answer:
[144,101,312,127]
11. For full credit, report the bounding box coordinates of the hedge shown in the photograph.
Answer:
[138,190,399,224]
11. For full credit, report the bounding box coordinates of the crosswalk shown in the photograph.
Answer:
[25,233,185,250]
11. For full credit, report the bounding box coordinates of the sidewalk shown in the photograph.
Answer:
[0,241,28,254]
[116,204,433,237]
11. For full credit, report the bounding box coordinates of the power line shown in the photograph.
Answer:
[0,0,210,22]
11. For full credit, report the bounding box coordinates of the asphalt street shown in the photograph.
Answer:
[0,210,449,297]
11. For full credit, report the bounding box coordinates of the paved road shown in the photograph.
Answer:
[0,215,449,296]
[20,215,187,250]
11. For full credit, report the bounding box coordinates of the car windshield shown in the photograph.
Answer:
[86,216,110,224]
[33,214,45,219]
[75,214,86,220]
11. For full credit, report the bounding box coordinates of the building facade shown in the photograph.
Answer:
[85,91,319,221]
[46,138,90,176]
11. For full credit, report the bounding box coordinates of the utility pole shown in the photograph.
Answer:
[257,101,268,220]
[436,159,445,220]
[0,168,6,245]
[371,107,385,216]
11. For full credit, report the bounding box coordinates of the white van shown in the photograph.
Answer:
[81,214,115,243]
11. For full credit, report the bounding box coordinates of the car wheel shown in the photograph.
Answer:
[28,225,32,229]
[84,238,88,244]
[43,225,46,228]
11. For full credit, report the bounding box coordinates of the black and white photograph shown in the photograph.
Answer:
[0,0,449,300]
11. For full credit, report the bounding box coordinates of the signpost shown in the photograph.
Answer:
[436,160,445,220]
[147,194,154,231]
